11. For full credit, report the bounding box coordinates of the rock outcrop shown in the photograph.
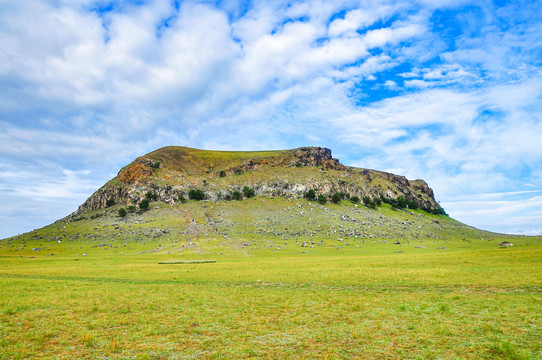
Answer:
[75,146,444,215]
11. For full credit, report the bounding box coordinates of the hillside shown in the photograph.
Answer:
[78,146,442,213]
[2,146,535,257]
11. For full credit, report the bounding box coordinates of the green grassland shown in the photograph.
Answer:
[1,197,541,359]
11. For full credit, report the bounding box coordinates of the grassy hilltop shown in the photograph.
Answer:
[0,146,541,359]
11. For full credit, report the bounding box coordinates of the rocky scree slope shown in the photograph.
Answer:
[77,146,443,215]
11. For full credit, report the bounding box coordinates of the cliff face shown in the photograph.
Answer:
[76,146,443,215]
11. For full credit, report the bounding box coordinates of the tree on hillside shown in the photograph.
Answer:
[188,189,205,200]
[363,196,376,209]
[243,186,255,198]
[304,189,316,201]
[231,190,242,200]
[118,208,127,218]
[317,194,327,204]
[139,199,150,211]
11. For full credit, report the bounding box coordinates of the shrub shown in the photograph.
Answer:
[234,168,243,175]
[432,207,447,216]
[177,195,187,203]
[219,170,226,177]
[304,189,316,201]
[139,199,150,211]
[337,191,349,200]
[202,180,207,185]
[331,193,341,204]
[350,195,360,203]
[188,189,205,200]
[407,199,418,210]
[118,208,127,218]
[243,186,255,198]
[106,198,115,207]
[127,205,136,213]
[363,196,376,209]
[145,192,158,201]
[317,194,327,204]
[397,196,407,209]
[231,190,242,200]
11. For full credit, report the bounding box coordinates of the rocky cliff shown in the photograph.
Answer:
[76,146,444,215]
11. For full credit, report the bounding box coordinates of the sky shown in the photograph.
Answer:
[1,0,541,239]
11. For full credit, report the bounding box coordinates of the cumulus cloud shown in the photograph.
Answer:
[0,0,541,237]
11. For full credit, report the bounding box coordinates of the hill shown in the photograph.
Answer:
[1,146,533,257]
[77,146,443,213]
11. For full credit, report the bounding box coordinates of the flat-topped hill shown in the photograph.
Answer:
[78,146,444,215]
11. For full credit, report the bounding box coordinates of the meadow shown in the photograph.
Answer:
[1,198,541,359]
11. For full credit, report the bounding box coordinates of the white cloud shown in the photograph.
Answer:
[363,24,424,48]
[0,0,541,238]
[328,6,392,37]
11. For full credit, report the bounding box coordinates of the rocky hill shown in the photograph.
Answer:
[4,146,530,257]
[77,146,444,215]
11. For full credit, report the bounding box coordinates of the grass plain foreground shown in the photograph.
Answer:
[0,199,541,359]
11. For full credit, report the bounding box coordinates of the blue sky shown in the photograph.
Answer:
[1,0,541,238]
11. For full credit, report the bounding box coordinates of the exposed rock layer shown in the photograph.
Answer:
[77,146,442,214]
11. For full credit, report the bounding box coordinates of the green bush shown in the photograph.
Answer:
[118,208,127,218]
[231,190,242,200]
[127,205,136,213]
[106,198,115,207]
[350,196,360,203]
[304,189,316,201]
[432,206,447,215]
[139,199,150,211]
[337,191,349,200]
[317,194,327,204]
[363,196,376,209]
[331,193,341,204]
[407,199,418,210]
[145,192,158,201]
[243,186,256,198]
[188,189,205,200]
[219,170,226,177]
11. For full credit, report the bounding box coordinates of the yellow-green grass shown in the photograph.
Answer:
[1,249,540,359]
[1,198,541,359]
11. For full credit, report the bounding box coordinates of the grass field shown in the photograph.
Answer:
[1,198,541,359]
